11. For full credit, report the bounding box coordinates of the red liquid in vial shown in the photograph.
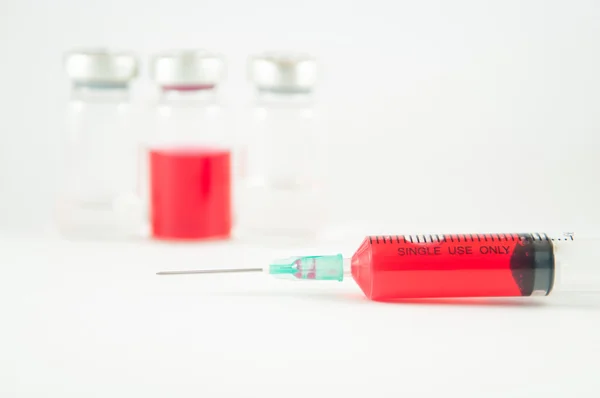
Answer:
[149,147,231,240]
[351,234,554,301]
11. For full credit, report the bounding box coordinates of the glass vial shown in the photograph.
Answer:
[146,50,231,241]
[236,52,326,242]
[57,49,141,239]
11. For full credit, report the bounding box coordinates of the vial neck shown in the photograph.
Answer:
[159,86,219,104]
[71,83,130,102]
[254,88,314,105]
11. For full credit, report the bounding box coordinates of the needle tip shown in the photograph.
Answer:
[156,268,264,276]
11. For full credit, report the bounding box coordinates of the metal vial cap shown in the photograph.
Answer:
[150,50,226,89]
[248,52,317,93]
[64,48,139,87]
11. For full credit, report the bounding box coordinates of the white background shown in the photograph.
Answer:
[2,1,600,397]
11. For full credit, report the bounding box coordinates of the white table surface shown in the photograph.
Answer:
[3,231,600,397]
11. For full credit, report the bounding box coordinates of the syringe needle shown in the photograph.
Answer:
[156,268,263,276]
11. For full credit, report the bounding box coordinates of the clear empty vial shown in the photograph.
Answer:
[146,50,231,241]
[236,52,326,241]
[57,49,141,239]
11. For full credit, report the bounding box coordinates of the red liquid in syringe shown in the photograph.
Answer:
[351,233,555,300]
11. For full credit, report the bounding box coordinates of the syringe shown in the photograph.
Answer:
[157,232,600,301]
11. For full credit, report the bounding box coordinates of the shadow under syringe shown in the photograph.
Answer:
[202,289,600,310]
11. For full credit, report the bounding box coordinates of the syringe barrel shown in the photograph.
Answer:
[351,233,597,301]
[552,233,600,293]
